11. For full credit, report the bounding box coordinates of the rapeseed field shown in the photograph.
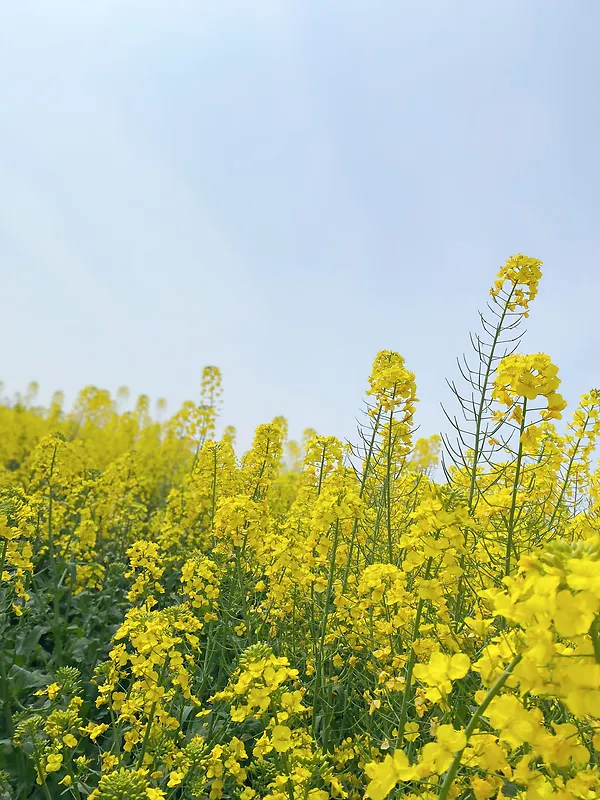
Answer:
[1,255,599,800]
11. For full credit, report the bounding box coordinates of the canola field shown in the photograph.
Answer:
[1,255,599,800]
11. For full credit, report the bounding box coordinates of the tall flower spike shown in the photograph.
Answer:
[367,350,418,420]
[490,253,543,316]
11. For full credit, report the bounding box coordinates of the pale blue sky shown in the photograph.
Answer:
[1,1,599,451]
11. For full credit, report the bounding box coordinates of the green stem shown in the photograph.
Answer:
[438,652,522,800]
[0,653,14,739]
[312,519,340,748]
[385,405,395,562]
[504,399,527,578]
[397,557,433,742]
[46,443,63,665]
[251,438,272,501]
[0,537,8,739]
[591,616,600,665]
[65,756,83,800]
[137,656,170,768]
[453,283,517,622]
[396,598,424,743]
[547,416,592,534]
[210,445,218,532]
[316,444,327,496]
[32,743,53,800]
[0,539,7,583]
[342,406,382,591]
[465,287,515,511]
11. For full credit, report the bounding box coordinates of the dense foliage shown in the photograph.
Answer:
[1,255,599,800]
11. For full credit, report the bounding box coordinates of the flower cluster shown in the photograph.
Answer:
[492,352,567,421]
[490,253,543,314]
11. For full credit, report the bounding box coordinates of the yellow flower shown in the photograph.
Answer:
[147,790,166,800]
[366,351,418,442]
[45,753,63,773]
[365,749,418,800]
[520,424,542,451]
[45,683,61,700]
[413,652,470,704]
[414,651,470,685]
[280,690,306,714]
[533,722,589,767]
[470,776,498,800]
[486,695,544,750]
[490,253,543,314]
[419,725,466,774]
[63,733,78,748]
[167,771,184,787]
[492,353,567,420]
[462,734,509,774]
[554,589,599,637]
[567,558,600,597]
[81,722,110,742]
[271,725,293,753]
[404,721,420,743]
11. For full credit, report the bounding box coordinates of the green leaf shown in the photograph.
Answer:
[16,625,49,658]
[7,664,50,690]
[70,637,94,663]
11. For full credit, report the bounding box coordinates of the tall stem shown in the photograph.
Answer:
[396,598,424,743]
[312,519,340,749]
[32,743,53,800]
[137,656,170,768]
[46,443,63,664]
[397,557,432,743]
[546,413,592,535]
[465,286,517,510]
[342,406,382,591]
[453,284,517,623]
[591,616,600,665]
[385,406,395,562]
[504,399,527,578]
[437,653,522,800]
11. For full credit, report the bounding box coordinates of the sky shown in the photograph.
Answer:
[1,0,599,452]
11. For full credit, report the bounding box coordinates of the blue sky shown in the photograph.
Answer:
[1,0,599,451]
